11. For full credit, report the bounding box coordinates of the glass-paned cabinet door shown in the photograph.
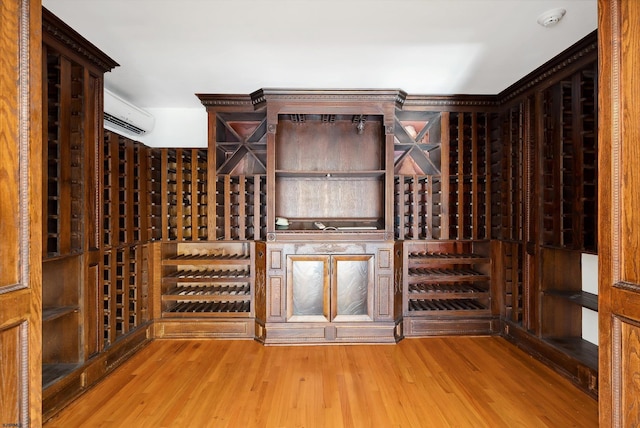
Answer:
[286,254,374,322]
[287,255,330,322]
[332,255,374,322]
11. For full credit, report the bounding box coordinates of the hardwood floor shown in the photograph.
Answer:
[44,337,597,427]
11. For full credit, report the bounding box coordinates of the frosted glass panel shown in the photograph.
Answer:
[336,260,368,316]
[292,260,324,316]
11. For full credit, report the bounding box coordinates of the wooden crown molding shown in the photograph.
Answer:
[196,94,254,108]
[403,95,499,108]
[497,30,597,104]
[250,88,407,110]
[42,7,119,73]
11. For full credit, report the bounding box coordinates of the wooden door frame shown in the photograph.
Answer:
[0,0,42,426]
[598,0,640,426]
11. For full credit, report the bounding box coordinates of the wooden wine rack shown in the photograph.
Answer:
[42,45,89,388]
[160,148,209,241]
[493,103,524,242]
[541,64,598,253]
[492,240,523,325]
[400,240,494,336]
[214,174,266,241]
[394,175,443,240]
[160,242,254,317]
[147,149,163,241]
[393,110,493,241]
[447,112,492,240]
[102,131,152,348]
[44,51,85,257]
[41,7,121,404]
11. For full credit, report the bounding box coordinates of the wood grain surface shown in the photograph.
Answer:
[44,337,597,427]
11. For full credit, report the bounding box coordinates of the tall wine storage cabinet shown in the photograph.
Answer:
[41,8,155,419]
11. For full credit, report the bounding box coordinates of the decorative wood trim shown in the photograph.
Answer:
[19,0,29,291]
[196,93,253,108]
[522,96,532,330]
[403,95,499,108]
[20,321,29,426]
[612,315,622,427]
[42,7,118,72]
[614,281,640,293]
[18,1,31,422]
[250,88,407,110]
[498,30,598,104]
[610,1,621,286]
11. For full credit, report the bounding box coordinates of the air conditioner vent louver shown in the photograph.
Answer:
[104,112,147,135]
[103,89,155,137]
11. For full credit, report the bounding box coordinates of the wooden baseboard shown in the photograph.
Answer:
[403,316,499,337]
[43,323,152,422]
[153,318,255,339]
[260,320,401,345]
[501,320,598,399]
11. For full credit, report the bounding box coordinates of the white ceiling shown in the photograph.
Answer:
[41,0,597,146]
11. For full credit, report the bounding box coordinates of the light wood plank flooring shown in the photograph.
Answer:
[44,337,597,427]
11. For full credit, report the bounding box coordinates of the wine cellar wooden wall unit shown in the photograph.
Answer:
[491,32,599,397]
[39,6,601,420]
[41,9,154,420]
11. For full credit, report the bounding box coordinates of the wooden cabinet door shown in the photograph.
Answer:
[0,1,42,426]
[599,0,640,425]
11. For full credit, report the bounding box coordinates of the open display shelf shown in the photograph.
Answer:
[541,247,598,371]
[272,113,388,238]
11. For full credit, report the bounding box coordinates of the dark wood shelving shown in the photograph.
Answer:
[42,363,83,389]
[543,337,598,371]
[163,284,251,298]
[545,290,598,311]
[162,269,250,281]
[491,35,599,397]
[42,306,79,322]
[162,253,250,264]
[400,240,493,335]
[41,10,121,417]
[158,242,255,319]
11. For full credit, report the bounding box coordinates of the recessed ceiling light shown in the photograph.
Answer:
[537,8,566,27]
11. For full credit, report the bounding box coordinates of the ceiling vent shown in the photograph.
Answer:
[104,89,155,136]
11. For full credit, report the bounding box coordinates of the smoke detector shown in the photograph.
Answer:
[537,8,566,27]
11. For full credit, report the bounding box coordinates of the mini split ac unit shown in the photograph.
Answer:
[104,89,155,136]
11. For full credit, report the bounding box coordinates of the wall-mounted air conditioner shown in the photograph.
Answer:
[104,89,155,136]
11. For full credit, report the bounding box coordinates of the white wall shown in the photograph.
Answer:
[138,108,208,148]
[581,253,598,346]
